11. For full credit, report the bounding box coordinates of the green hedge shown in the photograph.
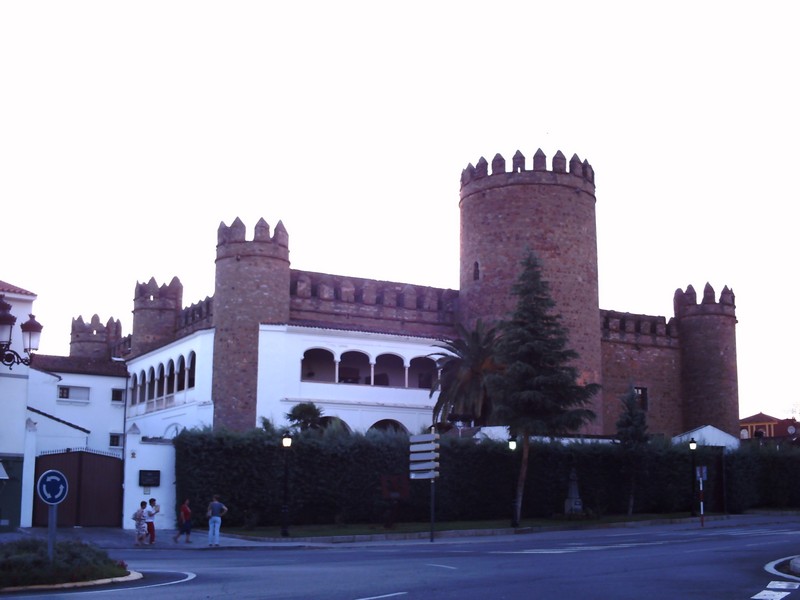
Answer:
[173,428,800,528]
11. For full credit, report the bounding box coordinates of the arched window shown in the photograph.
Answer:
[301,348,336,382]
[187,352,196,389]
[138,370,147,404]
[147,367,156,401]
[372,353,404,387]
[339,350,370,384]
[409,356,437,390]
[166,360,176,395]
[177,356,186,392]
[130,373,139,405]
[156,364,166,398]
[473,261,480,281]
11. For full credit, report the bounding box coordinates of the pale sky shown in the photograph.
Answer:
[1,2,796,420]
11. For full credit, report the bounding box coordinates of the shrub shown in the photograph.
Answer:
[0,539,128,589]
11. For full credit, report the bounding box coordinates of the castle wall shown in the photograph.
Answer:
[600,311,683,437]
[288,270,457,339]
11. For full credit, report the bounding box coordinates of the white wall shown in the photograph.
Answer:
[257,325,439,433]
[122,427,176,532]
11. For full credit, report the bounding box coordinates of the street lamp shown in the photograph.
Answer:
[689,438,697,517]
[0,295,43,369]
[281,433,292,537]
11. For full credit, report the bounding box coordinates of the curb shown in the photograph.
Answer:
[0,570,142,593]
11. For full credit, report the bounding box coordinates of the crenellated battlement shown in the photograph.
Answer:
[178,296,213,329]
[460,148,595,192]
[217,217,288,246]
[69,314,123,359]
[289,269,458,337]
[601,310,676,338]
[673,283,736,319]
[134,276,183,308]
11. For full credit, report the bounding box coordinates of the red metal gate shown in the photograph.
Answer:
[33,449,123,527]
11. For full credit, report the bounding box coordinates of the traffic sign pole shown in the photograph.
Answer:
[36,470,69,562]
[409,432,440,542]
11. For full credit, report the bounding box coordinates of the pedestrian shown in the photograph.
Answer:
[206,494,228,547]
[132,500,147,546]
[173,498,193,543]
[145,497,160,544]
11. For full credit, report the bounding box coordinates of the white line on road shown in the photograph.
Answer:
[354,593,408,600]
[427,563,458,569]
[73,571,197,594]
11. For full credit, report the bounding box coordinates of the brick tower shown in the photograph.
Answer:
[69,314,122,359]
[212,217,290,431]
[674,283,739,436]
[130,277,183,357]
[458,149,603,433]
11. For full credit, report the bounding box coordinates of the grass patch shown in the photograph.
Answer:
[0,538,128,589]
[227,513,695,539]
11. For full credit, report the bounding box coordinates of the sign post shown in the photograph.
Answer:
[409,432,440,542]
[36,470,69,562]
[696,466,707,528]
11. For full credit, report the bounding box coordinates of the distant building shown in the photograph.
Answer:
[740,412,799,440]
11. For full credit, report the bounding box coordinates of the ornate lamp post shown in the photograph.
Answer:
[689,438,697,517]
[281,433,292,537]
[0,295,43,369]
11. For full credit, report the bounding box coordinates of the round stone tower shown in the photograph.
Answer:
[130,277,183,357]
[212,217,290,432]
[459,149,603,433]
[69,314,122,359]
[674,283,739,436]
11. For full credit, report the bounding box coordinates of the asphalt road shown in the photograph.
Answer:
[5,514,800,599]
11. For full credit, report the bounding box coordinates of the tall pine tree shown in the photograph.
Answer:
[488,250,600,526]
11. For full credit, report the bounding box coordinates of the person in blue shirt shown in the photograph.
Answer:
[206,494,228,546]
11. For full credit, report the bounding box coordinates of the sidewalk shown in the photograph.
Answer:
[5,512,798,551]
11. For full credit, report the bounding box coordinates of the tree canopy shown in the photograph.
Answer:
[429,320,500,426]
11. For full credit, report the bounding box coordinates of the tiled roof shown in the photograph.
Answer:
[30,354,129,378]
[0,280,35,296]
[740,412,780,424]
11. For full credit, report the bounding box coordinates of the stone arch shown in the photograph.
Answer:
[339,350,370,384]
[369,419,408,434]
[409,356,437,390]
[301,348,336,382]
[372,353,404,387]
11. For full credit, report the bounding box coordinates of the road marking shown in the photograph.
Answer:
[491,540,670,555]
[751,591,790,599]
[66,571,197,594]
[767,582,800,589]
[427,563,458,569]
[354,593,408,600]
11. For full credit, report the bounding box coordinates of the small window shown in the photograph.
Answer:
[109,433,123,448]
[634,386,648,412]
[111,388,125,403]
[57,386,90,402]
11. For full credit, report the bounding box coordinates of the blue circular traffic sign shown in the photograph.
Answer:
[37,470,69,505]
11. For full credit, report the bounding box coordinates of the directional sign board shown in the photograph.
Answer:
[37,470,69,505]
[410,433,440,480]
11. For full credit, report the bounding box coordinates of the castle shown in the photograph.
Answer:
[66,148,740,439]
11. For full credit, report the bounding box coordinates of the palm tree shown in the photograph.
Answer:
[285,401,324,431]
[429,320,501,427]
